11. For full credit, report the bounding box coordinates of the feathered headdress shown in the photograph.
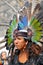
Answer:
[5,3,43,49]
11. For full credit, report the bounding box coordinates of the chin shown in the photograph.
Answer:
[17,47,22,50]
[16,47,21,50]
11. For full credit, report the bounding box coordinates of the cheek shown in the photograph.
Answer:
[19,41,26,47]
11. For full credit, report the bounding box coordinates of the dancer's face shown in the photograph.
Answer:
[14,36,28,50]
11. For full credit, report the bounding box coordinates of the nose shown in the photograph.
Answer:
[14,39,18,45]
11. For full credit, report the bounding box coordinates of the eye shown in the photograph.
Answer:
[17,37,21,40]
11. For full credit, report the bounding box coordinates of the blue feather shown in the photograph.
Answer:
[18,16,28,30]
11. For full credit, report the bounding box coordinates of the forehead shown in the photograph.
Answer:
[14,36,24,39]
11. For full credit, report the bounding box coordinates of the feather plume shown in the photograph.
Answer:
[5,17,18,46]
[29,10,43,42]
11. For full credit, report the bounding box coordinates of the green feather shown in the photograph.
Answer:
[6,18,17,45]
[30,17,35,26]
[29,17,43,42]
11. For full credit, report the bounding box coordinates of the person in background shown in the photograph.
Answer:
[1,51,8,65]
[0,54,3,65]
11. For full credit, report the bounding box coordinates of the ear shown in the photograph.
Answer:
[26,41,28,45]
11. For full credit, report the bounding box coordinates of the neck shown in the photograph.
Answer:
[18,48,29,63]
